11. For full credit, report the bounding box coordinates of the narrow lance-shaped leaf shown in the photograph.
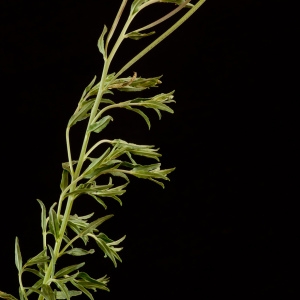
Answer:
[98,25,107,58]
[55,290,82,300]
[125,106,151,129]
[63,248,95,257]
[89,194,107,210]
[83,148,111,176]
[53,280,69,300]
[76,272,110,291]
[109,170,130,182]
[83,162,121,180]
[0,291,19,300]
[79,215,114,237]
[41,284,56,300]
[15,237,22,272]
[48,245,56,276]
[37,199,47,234]
[25,287,44,299]
[49,204,60,239]
[62,160,78,172]
[60,169,69,192]
[112,75,162,91]
[70,280,94,300]
[55,262,85,278]
[25,278,43,297]
[68,100,94,127]
[24,248,49,267]
[80,75,97,101]
[126,31,155,40]
[131,0,149,15]
[92,236,120,267]
[87,115,113,133]
[23,268,43,278]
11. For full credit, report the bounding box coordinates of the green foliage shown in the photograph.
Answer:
[0,0,207,299]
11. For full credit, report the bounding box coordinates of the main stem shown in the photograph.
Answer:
[37,15,130,297]
[37,1,206,297]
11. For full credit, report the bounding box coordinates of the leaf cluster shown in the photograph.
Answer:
[0,0,208,299]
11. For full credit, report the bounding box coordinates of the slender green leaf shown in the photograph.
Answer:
[98,238,119,266]
[116,76,162,91]
[104,72,116,85]
[55,290,82,299]
[103,234,126,246]
[83,162,120,179]
[64,248,95,256]
[49,204,59,239]
[53,272,79,285]
[76,213,94,220]
[76,272,109,290]
[98,25,107,58]
[70,281,94,300]
[83,148,111,175]
[80,76,97,101]
[149,178,165,188]
[24,248,49,267]
[23,267,43,278]
[131,0,149,15]
[68,100,94,127]
[41,285,55,300]
[153,108,162,119]
[25,288,44,298]
[125,106,151,129]
[48,245,55,276]
[62,161,78,172]
[142,101,174,113]
[60,169,69,192]
[87,116,113,133]
[97,274,110,285]
[89,194,107,210]
[25,278,43,296]
[76,281,110,291]
[126,31,155,40]
[80,215,113,237]
[37,199,47,234]
[67,222,89,245]
[0,291,18,300]
[100,98,115,105]
[63,234,72,246]
[54,262,85,279]
[53,281,69,300]
[15,237,22,272]
[109,170,130,181]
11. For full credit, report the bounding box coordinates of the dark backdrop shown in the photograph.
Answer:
[0,0,298,299]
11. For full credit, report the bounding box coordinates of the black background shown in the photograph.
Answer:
[0,0,298,299]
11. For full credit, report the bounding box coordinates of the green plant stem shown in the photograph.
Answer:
[38,2,206,298]
[66,127,74,178]
[105,0,128,55]
[84,139,112,159]
[38,38,115,300]
[128,0,192,34]
[18,271,28,300]
[113,0,206,80]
